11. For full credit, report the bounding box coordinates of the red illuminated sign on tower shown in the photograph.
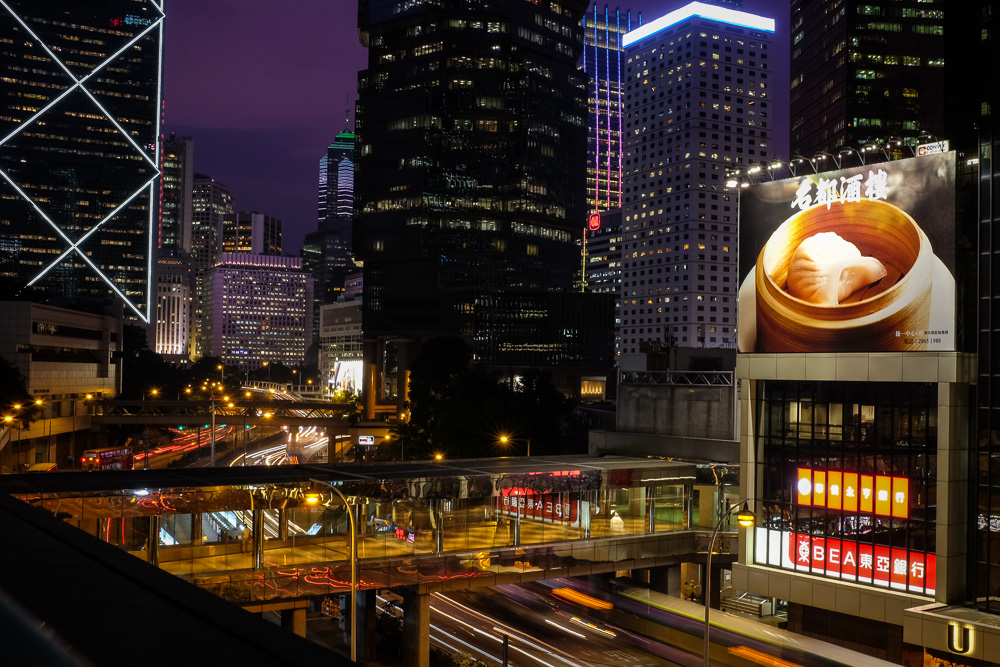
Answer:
[588,212,601,231]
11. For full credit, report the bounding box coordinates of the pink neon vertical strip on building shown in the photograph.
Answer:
[594,3,600,209]
[605,5,611,210]
[617,8,623,207]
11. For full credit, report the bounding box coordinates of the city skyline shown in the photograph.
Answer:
[162,0,788,253]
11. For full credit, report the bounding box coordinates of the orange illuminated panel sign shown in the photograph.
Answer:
[796,468,908,518]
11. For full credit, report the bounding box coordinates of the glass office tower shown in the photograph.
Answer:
[355,0,612,378]
[789,0,946,156]
[0,0,164,320]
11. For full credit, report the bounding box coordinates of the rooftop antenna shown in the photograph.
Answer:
[344,94,350,130]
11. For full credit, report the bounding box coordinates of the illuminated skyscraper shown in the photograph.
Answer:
[357,0,612,410]
[204,254,314,370]
[618,2,774,354]
[222,211,282,256]
[0,0,165,320]
[154,250,193,361]
[789,0,946,156]
[191,174,234,357]
[581,4,635,213]
[160,134,194,253]
[305,131,356,305]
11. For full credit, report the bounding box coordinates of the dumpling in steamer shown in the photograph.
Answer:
[786,232,887,306]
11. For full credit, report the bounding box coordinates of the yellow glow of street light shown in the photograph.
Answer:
[434,453,443,461]
[305,492,321,504]
[34,399,42,406]
[3,416,11,423]
[13,404,21,410]
[737,503,756,528]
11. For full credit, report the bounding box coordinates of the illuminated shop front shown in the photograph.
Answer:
[733,150,984,664]
[751,380,937,597]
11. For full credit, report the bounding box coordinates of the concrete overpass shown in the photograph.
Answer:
[88,398,356,429]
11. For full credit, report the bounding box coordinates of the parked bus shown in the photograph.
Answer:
[81,446,134,471]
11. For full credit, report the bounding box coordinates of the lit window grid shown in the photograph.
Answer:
[206,262,312,369]
[617,14,770,352]
[0,2,164,321]
[752,380,937,596]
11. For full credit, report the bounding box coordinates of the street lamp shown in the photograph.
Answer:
[498,434,530,457]
[309,479,357,663]
[3,415,14,472]
[703,500,755,667]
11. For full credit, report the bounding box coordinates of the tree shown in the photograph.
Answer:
[385,337,581,459]
[119,325,184,399]
[0,355,38,427]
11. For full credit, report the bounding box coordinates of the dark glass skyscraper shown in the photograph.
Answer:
[356,0,610,391]
[160,134,194,253]
[0,0,164,320]
[789,0,945,156]
[955,0,1000,617]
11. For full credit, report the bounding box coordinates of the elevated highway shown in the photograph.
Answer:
[88,398,356,429]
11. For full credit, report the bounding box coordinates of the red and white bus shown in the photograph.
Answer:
[81,446,134,471]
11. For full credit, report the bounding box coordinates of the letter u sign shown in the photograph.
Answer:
[947,624,972,654]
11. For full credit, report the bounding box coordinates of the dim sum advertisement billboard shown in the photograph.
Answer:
[737,152,956,353]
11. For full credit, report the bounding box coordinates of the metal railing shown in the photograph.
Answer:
[619,370,734,387]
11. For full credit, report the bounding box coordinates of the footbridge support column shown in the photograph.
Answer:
[401,585,430,667]
[280,607,307,637]
[356,588,378,663]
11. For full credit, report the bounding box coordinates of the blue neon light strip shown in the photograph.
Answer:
[622,1,774,47]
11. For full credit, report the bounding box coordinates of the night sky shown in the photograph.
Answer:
[163,0,788,254]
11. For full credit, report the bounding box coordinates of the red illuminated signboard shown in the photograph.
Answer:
[755,528,936,595]
[797,467,908,518]
[588,212,601,232]
[498,491,579,524]
[788,533,934,592]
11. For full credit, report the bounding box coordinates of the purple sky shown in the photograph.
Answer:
[163,0,787,253]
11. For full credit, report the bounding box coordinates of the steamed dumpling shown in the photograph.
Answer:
[786,232,887,305]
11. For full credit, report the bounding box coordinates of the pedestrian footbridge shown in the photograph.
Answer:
[0,456,740,666]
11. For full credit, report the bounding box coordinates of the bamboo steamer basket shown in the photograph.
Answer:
[755,199,932,352]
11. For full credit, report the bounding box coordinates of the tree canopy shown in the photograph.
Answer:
[378,337,577,460]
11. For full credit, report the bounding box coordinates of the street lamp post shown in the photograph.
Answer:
[703,500,755,667]
[309,479,357,663]
[499,434,530,457]
[210,394,216,467]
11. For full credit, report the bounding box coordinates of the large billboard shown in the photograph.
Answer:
[738,152,956,353]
